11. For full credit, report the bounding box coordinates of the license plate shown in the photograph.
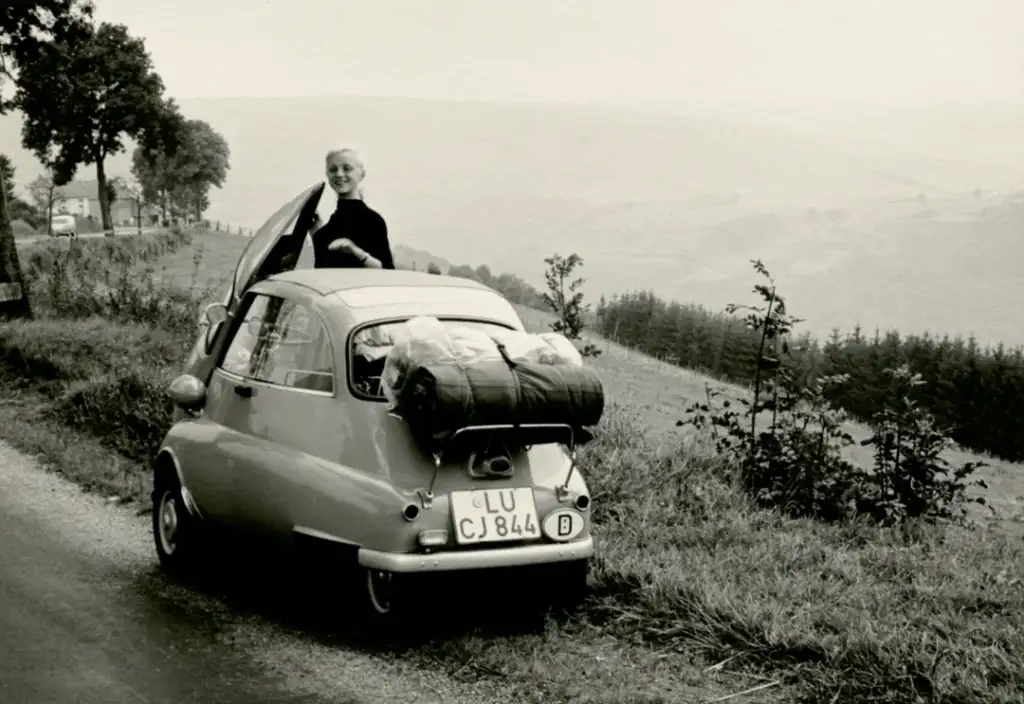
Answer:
[449,487,541,545]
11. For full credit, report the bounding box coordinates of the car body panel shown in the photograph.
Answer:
[159,185,595,573]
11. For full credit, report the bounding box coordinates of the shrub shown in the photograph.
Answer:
[54,367,175,462]
[0,317,186,385]
[679,259,986,525]
[0,317,188,461]
[542,252,601,358]
[20,231,205,334]
[857,365,989,524]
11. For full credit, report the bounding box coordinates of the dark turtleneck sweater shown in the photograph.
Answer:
[311,199,395,270]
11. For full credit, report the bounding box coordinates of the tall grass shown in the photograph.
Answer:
[20,231,216,337]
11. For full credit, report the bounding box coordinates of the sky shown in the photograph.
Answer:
[90,0,1024,108]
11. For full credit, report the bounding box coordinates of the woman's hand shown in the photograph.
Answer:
[327,237,357,254]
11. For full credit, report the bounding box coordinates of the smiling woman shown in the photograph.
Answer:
[310,147,395,270]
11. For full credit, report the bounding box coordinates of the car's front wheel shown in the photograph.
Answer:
[152,468,203,575]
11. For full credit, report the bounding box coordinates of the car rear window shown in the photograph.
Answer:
[349,318,516,399]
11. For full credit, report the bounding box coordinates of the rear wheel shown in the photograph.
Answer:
[152,467,203,575]
[546,558,590,612]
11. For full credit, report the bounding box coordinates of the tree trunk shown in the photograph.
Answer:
[0,169,33,320]
[46,184,55,236]
[134,197,142,235]
[95,158,113,236]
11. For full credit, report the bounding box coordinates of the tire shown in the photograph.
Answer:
[545,558,590,612]
[152,467,204,576]
[359,567,415,635]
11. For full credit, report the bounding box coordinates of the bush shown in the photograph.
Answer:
[679,259,987,525]
[21,229,191,281]
[54,368,176,462]
[0,317,187,461]
[0,317,186,384]
[20,231,205,334]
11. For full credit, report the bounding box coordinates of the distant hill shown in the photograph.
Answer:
[2,96,1023,346]
[392,244,453,274]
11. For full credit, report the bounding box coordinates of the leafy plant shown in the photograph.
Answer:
[680,259,986,525]
[542,252,600,358]
[857,364,988,524]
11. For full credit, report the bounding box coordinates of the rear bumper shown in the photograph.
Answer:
[358,536,594,573]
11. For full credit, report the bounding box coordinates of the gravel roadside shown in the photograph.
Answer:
[0,440,513,704]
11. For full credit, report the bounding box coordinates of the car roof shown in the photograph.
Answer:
[267,268,494,296]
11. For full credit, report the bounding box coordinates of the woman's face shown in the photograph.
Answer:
[325,151,365,197]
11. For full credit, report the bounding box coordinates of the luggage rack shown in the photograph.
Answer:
[388,414,580,508]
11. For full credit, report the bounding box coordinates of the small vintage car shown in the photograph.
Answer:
[153,183,595,619]
[49,213,77,238]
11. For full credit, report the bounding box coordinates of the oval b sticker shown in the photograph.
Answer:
[541,509,585,542]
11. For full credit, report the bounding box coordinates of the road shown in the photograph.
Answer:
[0,442,505,704]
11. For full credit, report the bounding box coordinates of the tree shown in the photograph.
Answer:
[0,0,93,319]
[132,118,229,223]
[14,19,181,235]
[0,154,39,228]
[0,155,15,210]
[541,252,600,358]
[426,262,442,275]
[27,169,64,235]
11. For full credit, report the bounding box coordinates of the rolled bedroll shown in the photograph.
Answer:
[396,357,605,455]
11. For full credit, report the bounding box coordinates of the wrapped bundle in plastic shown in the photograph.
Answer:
[396,357,605,455]
[380,316,585,407]
[377,316,604,452]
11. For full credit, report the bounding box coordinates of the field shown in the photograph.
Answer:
[2,230,1024,703]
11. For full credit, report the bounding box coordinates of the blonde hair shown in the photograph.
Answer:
[324,146,367,200]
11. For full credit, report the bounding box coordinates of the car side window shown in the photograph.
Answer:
[219,294,334,394]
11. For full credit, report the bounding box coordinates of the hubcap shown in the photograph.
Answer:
[157,490,180,556]
[366,570,394,615]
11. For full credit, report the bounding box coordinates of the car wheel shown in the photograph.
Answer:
[152,468,203,575]
[364,568,404,615]
[359,567,416,633]
[546,558,590,612]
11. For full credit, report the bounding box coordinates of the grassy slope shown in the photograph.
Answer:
[2,231,1023,702]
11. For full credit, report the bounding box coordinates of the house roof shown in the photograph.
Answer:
[58,179,134,201]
